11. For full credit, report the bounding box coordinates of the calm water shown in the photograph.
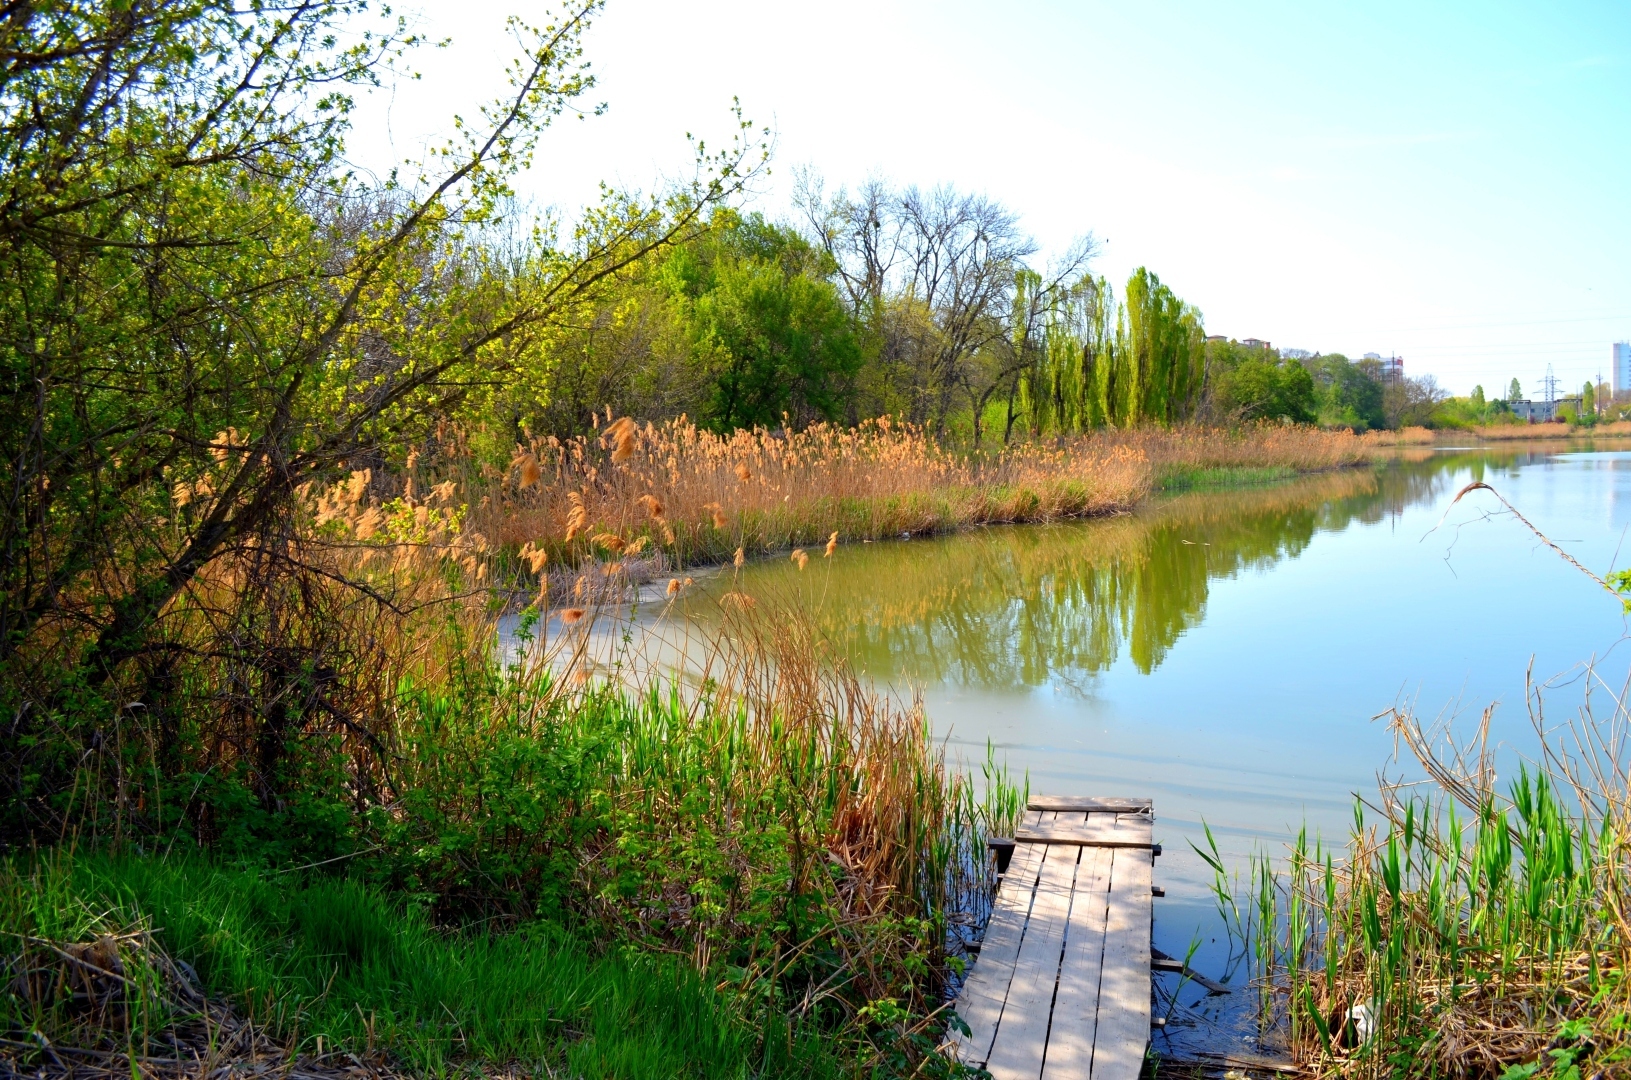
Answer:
[695,442,1631,1054]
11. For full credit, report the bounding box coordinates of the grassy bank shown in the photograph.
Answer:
[2,855,843,1078]
[1155,463,1299,490]
[3,600,1024,1077]
[1202,689,1631,1079]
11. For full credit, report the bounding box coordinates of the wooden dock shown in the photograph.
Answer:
[952,797,1157,1080]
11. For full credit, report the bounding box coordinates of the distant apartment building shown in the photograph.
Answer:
[1239,338,1272,351]
[1509,398,1555,422]
[1614,341,1631,396]
[1361,352,1404,385]
[1510,395,1582,423]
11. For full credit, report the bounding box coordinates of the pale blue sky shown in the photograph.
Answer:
[349,1,1631,397]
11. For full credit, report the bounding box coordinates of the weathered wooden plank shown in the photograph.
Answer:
[1088,848,1152,1080]
[952,814,1046,1062]
[951,836,1046,1065]
[954,801,1156,1079]
[1036,843,1114,1079]
[1028,795,1152,814]
[1016,813,1153,849]
[983,839,1078,1080]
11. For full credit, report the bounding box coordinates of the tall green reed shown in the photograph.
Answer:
[1200,691,1630,1078]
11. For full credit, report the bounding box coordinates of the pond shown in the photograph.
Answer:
[684,441,1631,1056]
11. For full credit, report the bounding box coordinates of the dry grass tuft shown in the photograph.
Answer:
[1,926,407,1080]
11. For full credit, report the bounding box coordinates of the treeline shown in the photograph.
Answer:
[1211,343,1446,431]
[1434,377,1631,428]
[522,185,1213,444]
[517,183,1445,443]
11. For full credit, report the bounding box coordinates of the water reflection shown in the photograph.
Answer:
[712,452,1533,690]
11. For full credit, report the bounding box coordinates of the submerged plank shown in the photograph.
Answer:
[983,841,1078,1079]
[1036,843,1114,1079]
[1088,848,1152,1080]
[1028,795,1152,814]
[1016,813,1153,849]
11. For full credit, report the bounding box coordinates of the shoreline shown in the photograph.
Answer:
[474,421,1375,602]
[520,455,1372,608]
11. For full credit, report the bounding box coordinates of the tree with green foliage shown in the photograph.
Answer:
[1510,378,1523,400]
[1006,255,1105,439]
[1204,341,1316,424]
[1010,266,1206,437]
[0,0,758,798]
[1302,353,1385,430]
[1123,268,1206,426]
[664,214,861,431]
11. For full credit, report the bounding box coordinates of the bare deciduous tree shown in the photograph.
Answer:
[796,171,1069,437]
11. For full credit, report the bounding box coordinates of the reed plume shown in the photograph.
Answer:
[474,418,1363,579]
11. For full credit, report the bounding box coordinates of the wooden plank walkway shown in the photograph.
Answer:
[951,797,1156,1080]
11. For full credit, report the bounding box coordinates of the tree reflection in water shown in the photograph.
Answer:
[703,449,1551,692]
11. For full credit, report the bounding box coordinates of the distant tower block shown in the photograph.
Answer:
[1615,342,1631,397]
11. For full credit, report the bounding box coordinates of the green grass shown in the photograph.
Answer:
[0,853,849,1078]
[3,621,1021,1078]
[1156,463,1300,491]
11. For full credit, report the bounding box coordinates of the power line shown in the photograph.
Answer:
[1361,312,1631,334]
[1400,339,1616,353]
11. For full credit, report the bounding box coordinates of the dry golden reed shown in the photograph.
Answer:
[1472,419,1631,441]
[1358,426,1437,448]
[474,417,1366,571]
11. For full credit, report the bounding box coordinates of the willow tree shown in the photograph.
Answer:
[1015,273,1110,436]
[1084,276,1119,429]
[1012,268,1203,433]
[1123,268,1206,425]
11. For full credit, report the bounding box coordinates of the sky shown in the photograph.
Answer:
[344,0,1631,398]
